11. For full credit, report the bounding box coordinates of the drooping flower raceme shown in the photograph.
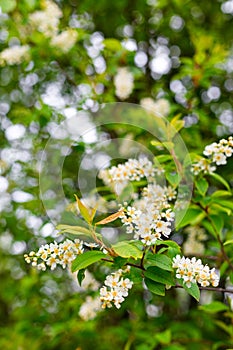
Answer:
[192,136,233,175]
[172,255,219,288]
[24,239,84,271]
[120,183,176,245]
[0,45,30,66]
[50,29,78,52]
[100,267,133,309]
[99,158,161,194]
[114,67,134,100]
[29,0,62,37]
[79,296,101,321]
[140,97,170,117]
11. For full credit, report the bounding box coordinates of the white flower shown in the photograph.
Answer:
[0,45,30,66]
[79,296,101,320]
[29,0,62,37]
[25,238,84,271]
[50,29,78,52]
[213,152,227,165]
[140,97,170,117]
[172,254,219,288]
[114,67,134,100]
[100,268,133,309]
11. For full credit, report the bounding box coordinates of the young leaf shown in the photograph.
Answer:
[144,266,175,286]
[71,251,106,272]
[56,224,92,237]
[196,177,208,196]
[208,173,230,191]
[111,241,143,259]
[176,208,206,229]
[77,269,86,286]
[74,194,92,224]
[95,210,123,225]
[144,278,165,296]
[211,190,232,198]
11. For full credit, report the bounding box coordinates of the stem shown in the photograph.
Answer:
[217,235,233,273]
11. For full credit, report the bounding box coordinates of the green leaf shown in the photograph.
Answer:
[202,219,217,238]
[77,269,86,286]
[212,199,233,211]
[112,241,143,259]
[208,173,230,191]
[196,177,208,196]
[144,267,175,286]
[155,329,171,345]
[209,203,231,216]
[71,251,106,272]
[144,278,165,296]
[209,214,223,235]
[181,281,200,301]
[211,190,232,198]
[224,240,233,246]
[56,224,92,236]
[176,208,206,229]
[199,301,229,313]
[145,253,173,271]
[103,38,122,51]
[154,154,173,163]
[0,0,16,12]
[166,172,181,188]
[214,320,233,336]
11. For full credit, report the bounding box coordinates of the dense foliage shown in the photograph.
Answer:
[1,0,233,349]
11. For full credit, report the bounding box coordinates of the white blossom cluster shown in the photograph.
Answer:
[192,136,233,175]
[172,255,219,288]
[120,183,176,245]
[51,29,78,53]
[24,239,84,271]
[29,1,78,52]
[140,97,170,117]
[99,158,159,194]
[114,67,134,100]
[183,226,207,256]
[0,45,30,66]
[79,296,101,321]
[100,267,133,309]
[29,0,62,37]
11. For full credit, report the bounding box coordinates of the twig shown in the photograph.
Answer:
[175,284,233,294]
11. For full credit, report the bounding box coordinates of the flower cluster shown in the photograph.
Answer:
[172,255,219,288]
[120,183,176,245]
[183,226,207,255]
[50,29,78,53]
[24,239,84,271]
[29,0,62,37]
[79,296,101,321]
[99,158,159,194]
[192,136,233,174]
[0,45,30,66]
[114,67,134,100]
[140,97,170,117]
[100,267,133,309]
